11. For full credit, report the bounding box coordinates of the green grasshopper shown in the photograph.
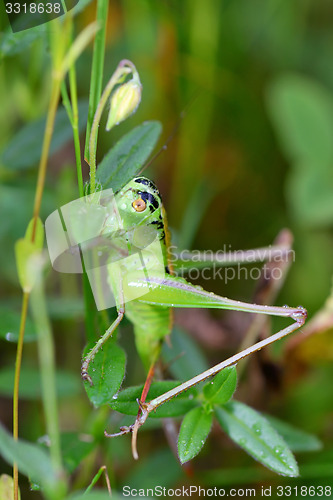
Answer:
[78,60,307,459]
[80,174,307,458]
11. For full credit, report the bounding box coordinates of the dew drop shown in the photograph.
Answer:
[252,423,262,435]
[239,438,247,446]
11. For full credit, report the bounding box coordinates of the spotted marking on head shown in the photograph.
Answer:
[138,191,159,211]
[134,177,160,194]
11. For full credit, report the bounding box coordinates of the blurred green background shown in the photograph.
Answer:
[0,0,333,497]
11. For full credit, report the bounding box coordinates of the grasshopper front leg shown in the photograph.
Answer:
[82,268,126,385]
[81,306,125,385]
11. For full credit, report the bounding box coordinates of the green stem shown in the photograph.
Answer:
[82,270,97,344]
[31,76,62,240]
[84,465,111,496]
[59,21,97,339]
[12,292,29,500]
[30,263,67,498]
[68,34,96,338]
[88,60,134,192]
[13,18,68,499]
[60,80,74,124]
[68,48,84,198]
[79,0,109,340]
[13,72,62,500]
[84,0,109,163]
[60,0,67,12]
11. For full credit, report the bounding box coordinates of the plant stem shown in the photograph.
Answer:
[84,0,109,163]
[63,15,85,197]
[12,20,65,498]
[59,19,97,339]
[69,47,97,341]
[31,76,62,241]
[69,46,84,198]
[82,0,109,341]
[30,262,66,492]
[12,73,62,500]
[60,80,74,124]
[12,291,29,500]
[88,60,134,192]
[85,465,111,496]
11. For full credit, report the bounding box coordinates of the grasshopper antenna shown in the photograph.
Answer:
[137,90,202,176]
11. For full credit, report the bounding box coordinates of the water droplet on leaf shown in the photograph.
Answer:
[252,423,262,435]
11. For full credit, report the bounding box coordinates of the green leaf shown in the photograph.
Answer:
[0,366,81,399]
[96,121,162,192]
[84,338,126,407]
[286,165,333,227]
[15,217,45,292]
[178,407,213,463]
[61,432,95,474]
[1,100,88,170]
[0,475,20,500]
[203,366,237,406]
[0,423,57,490]
[265,415,322,453]
[216,401,299,477]
[266,74,333,165]
[109,381,198,418]
[0,307,37,343]
[162,327,208,381]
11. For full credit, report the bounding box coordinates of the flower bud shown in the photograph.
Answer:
[106,75,142,131]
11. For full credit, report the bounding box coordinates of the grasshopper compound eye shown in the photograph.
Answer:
[132,198,146,212]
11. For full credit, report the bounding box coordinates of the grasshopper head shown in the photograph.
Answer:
[114,176,163,227]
